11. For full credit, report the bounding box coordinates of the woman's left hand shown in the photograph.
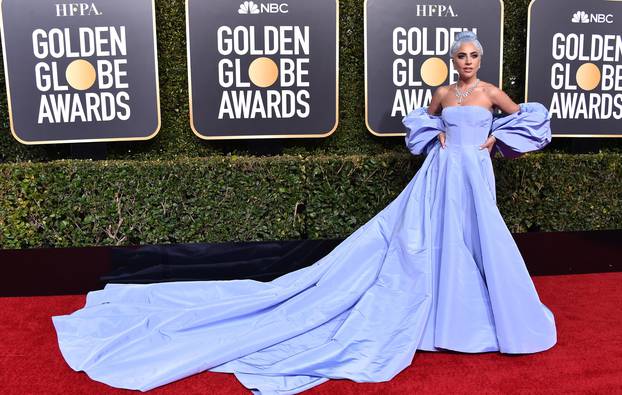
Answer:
[479,135,496,153]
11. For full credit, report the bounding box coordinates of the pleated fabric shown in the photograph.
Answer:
[52,103,556,394]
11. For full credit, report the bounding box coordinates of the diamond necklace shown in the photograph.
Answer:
[454,78,479,104]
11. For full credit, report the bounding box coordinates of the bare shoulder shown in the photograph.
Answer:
[428,85,451,114]
[435,84,451,96]
[432,84,451,100]
[478,81,520,112]
[478,81,502,96]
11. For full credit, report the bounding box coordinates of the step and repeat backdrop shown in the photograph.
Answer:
[0,0,621,144]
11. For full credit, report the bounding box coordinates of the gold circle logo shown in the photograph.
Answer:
[248,57,279,88]
[420,57,448,87]
[576,63,601,91]
[65,59,97,91]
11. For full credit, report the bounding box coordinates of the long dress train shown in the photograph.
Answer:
[52,103,557,394]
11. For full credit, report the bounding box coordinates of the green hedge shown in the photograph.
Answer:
[1,0,620,163]
[1,153,620,249]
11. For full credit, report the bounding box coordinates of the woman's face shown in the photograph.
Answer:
[452,41,481,80]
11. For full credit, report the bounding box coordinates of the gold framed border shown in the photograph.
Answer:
[525,0,622,138]
[186,0,339,140]
[0,0,161,145]
[364,0,505,137]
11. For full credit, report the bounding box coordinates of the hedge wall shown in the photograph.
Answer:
[1,0,621,163]
[1,153,620,249]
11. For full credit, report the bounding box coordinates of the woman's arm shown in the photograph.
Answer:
[427,86,447,116]
[426,86,447,148]
[480,86,519,153]
[488,86,520,114]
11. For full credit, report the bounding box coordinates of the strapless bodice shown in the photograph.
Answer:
[403,102,551,158]
[441,105,493,147]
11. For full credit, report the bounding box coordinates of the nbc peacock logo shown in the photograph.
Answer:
[571,11,589,23]
[238,1,259,14]
[570,10,613,24]
[237,0,289,14]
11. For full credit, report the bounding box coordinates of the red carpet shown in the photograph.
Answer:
[1,273,621,394]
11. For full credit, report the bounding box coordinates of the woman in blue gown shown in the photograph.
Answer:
[52,31,556,394]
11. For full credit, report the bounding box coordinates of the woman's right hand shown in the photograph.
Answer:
[438,132,446,149]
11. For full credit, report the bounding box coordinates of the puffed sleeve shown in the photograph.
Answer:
[490,102,552,158]
[402,106,444,155]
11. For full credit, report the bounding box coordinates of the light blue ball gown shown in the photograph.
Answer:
[52,103,557,394]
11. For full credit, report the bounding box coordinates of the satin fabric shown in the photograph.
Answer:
[52,103,556,394]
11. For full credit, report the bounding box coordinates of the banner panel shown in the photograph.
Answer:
[0,0,161,144]
[526,0,622,137]
[187,0,339,140]
[365,0,503,136]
